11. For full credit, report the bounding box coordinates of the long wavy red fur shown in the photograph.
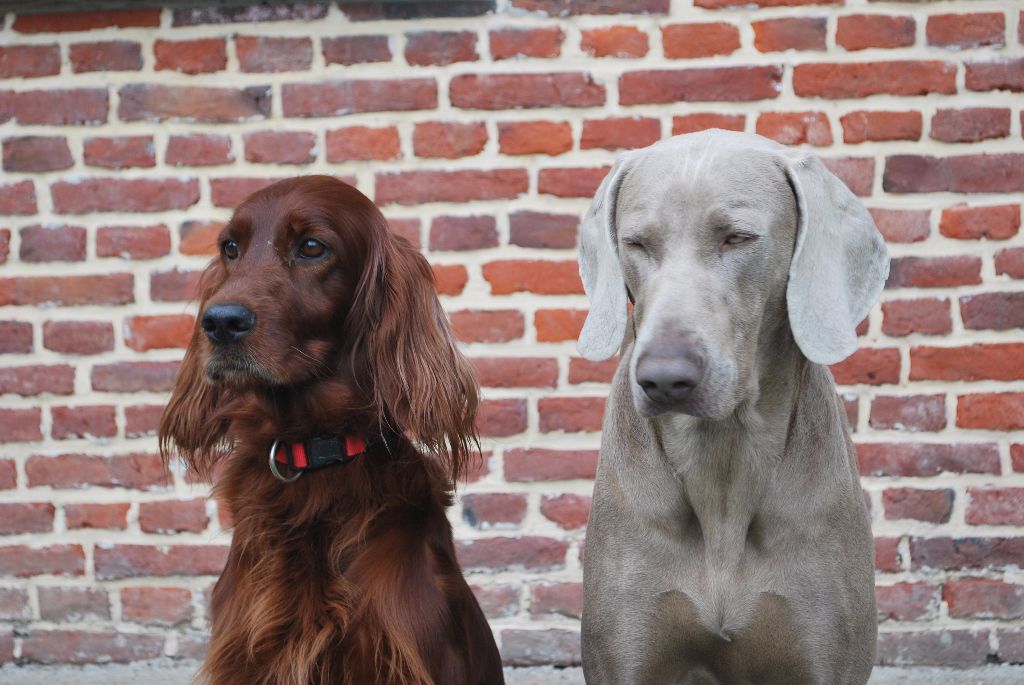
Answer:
[158,176,504,685]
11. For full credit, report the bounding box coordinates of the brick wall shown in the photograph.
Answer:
[0,0,1022,670]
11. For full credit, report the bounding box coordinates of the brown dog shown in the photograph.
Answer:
[159,176,504,685]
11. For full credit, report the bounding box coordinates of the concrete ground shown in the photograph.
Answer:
[3,662,1024,684]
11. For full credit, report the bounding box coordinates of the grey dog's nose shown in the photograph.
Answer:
[636,342,706,406]
[201,303,256,345]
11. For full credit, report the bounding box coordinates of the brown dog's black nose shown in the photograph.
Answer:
[636,341,706,406]
[201,303,256,345]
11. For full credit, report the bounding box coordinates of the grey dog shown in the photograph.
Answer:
[577,130,888,685]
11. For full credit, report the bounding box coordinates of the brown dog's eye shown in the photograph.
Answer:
[297,238,327,260]
[222,240,240,260]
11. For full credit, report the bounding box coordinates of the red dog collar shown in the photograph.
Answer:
[268,432,395,483]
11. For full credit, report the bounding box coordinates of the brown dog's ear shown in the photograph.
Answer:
[158,270,230,479]
[350,228,480,485]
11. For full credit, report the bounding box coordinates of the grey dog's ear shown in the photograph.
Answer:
[578,156,631,361]
[782,151,889,365]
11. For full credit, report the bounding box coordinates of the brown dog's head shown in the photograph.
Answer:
[159,175,478,481]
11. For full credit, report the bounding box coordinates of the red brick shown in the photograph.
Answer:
[999,628,1024,663]
[405,31,477,66]
[123,314,193,352]
[91,361,179,393]
[433,264,468,296]
[95,544,228,580]
[19,225,86,262]
[841,111,922,144]
[0,365,74,396]
[821,157,874,197]
[911,536,1024,572]
[457,537,568,572]
[38,587,109,621]
[961,292,1024,331]
[83,136,154,169]
[931,108,1011,143]
[795,61,955,99]
[581,117,659,150]
[539,397,605,433]
[429,215,498,251]
[210,177,286,209]
[671,113,745,135]
[471,584,520,619]
[151,268,201,302]
[870,394,946,432]
[501,629,580,667]
[166,134,233,166]
[511,0,668,15]
[0,321,32,354]
[452,73,605,109]
[26,452,168,490]
[283,78,436,117]
[957,393,1024,430]
[876,582,939,622]
[539,166,611,198]
[0,460,14,489]
[173,4,327,25]
[620,66,781,104]
[462,493,527,528]
[52,178,198,214]
[697,0,836,6]
[64,503,129,531]
[413,121,486,159]
[886,256,982,288]
[0,407,42,442]
[965,58,1024,93]
[0,502,54,534]
[43,321,115,355]
[122,587,192,626]
[96,224,171,260]
[376,169,528,205]
[387,218,420,247]
[535,309,586,342]
[70,41,141,72]
[0,544,84,577]
[13,89,108,126]
[484,260,583,295]
[837,15,915,51]
[471,357,558,388]
[945,579,1024,620]
[540,494,591,530]
[3,136,73,172]
[756,112,831,146]
[125,404,164,439]
[21,630,163,665]
[967,488,1024,526]
[876,630,989,668]
[0,228,7,263]
[752,17,826,52]
[119,84,270,123]
[0,179,36,213]
[1,274,131,308]
[154,38,227,74]
[869,209,930,244]
[662,23,738,58]
[885,154,1024,193]
[326,126,400,162]
[940,204,1018,241]
[504,448,598,482]
[0,587,29,620]
[52,405,117,440]
[509,211,578,249]
[883,488,953,523]
[0,44,60,78]
[13,9,160,32]
[1014,444,1024,473]
[139,499,208,534]
[531,581,583,618]
[928,13,1005,49]
[498,121,571,157]
[828,348,899,385]
[236,35,312,72]
[243,130,316,164]
[911,343,1024,382]
[568,357,618,384]
[492,27,563,60]
[476,399,527,438]
[856,442,999,478]
[875,537,902,573]
[996,248,1024,279]
[322,35,391,65]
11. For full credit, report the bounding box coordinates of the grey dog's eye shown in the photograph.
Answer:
[724,233,754,247]
[623,239,647,252]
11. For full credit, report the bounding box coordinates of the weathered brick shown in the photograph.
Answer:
[119,84,270,123]
[539,166,610,198]
[52,178,199,214]
[870,395,946,432]
[471,583,520,619]
[932,108,1011,143]
[429,215,498,251]
[405,31,477,66]
[19,225,86,262]
[96,224,171,260]
[376,169,528,205]
[462,493,527,528]
[91,362,179,393]
[540,494,591,530]
[0,180,37,214]
[174,3,327,25]
[531,581,583,618]
[672,113,745,135]
[876,630,989,668]
[13,89,108,126]
[957,393,1024,430]
[451,310,524,343]
[996,248,1024,279]
[0,502,55,534]
[794,61,956,99]
[967,488,1024,526]
[483,260,583,295]
[886,256,982,289]
[883,488,953,523]
[581,117,659,150]
[243,130,317,165]
[457,537,568,572]
[154,38,227,74]
[43,321,115,354]
[326,126,400,162]
[166,134,233,166]
[210,177,287,209]
[476,398,527,438]
[413,121,487,159]
[535,309,587,342]
[511,0,667,15]
[121,587,192,626]
[822,157,875,197]
[0,545,84,577]
[568,357,618,384]
[95,544,229,580]
[236,35,312,72]
[961,292,1024,331]
[492,27,563,60]
[283,79,436,117]
[52,405,117,440]
[3,136,73,172]
[753,17,827,52]
[939,204,1018,240]
[911,343,1024,382]
[70,41,142,73]
[0,408,42,442]
[323,35,391,65]
[876,582,939,622]
[842,111,922,144]
[927,13,1005,49]
[756,112,831,146]
[0,44,60,78]
[662,23,739,58]
[38,587,109,622]
[965,58,1024,93]
[451,73,604,109]
[857,442,1000,477]
[0,321,32,354]
[504,449,598,482]
[501,629,580,667]
[83,136,155,169]
[580,26,646,58]
[829,348,899,385]
[499,121,572,156]
[64,503,129,531]
[620,66,781,104]
[837,15,915,51]
[21,630,164,665]
[509,211,578,249]
[14,9,160,32]
[539,397,605,433]
[26,452,168,490]
[471,357,558,388]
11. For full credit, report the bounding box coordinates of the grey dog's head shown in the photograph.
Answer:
[577,131,889,420]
